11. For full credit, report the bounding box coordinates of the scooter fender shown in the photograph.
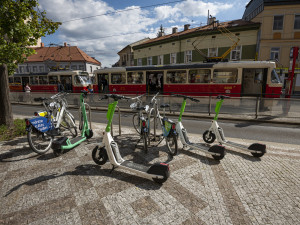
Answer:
[28,116,53,133]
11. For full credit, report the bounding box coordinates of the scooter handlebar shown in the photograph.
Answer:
[217,95,230,100]
[171,94,200,102]
[100,94,130,101]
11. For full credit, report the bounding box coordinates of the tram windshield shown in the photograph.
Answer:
[74,74,90,85]
[271,69,282,83]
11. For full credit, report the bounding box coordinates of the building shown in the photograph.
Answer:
[132,19,260,66]
[16,42,101,75]
[116,38,150,67]
[243,0,300,94]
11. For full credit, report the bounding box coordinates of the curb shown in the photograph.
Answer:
[11,102,300,126]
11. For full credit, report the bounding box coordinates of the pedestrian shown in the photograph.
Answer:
[24,83,31,92]
[101,77,108,93]
[57,80,64,92]
[88,84,94,93]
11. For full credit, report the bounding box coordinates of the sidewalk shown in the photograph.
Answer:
[0,123,299,225]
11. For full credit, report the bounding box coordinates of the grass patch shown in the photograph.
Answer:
[0,119,26,141]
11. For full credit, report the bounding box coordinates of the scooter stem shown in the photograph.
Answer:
[106,101,118,132]
[214,99,224,121]
[178,99,186,122]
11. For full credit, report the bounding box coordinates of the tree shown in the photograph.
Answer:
[0,0,60,127]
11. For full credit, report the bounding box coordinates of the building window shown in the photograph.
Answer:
[39,66,44,72]
[19,66,24,73]
[170,53,176,64]
[33,66,37,72]
[79,65,84,70]
[71,65,77,70]
[208,48,218,57]
[158,55,164,65]
[184,50,192,63]
[270,47,280,60]
[147,57,152,65]
[294,15,300,29]
[137,58,142,66]
[273,15,283,30]
[90,66,93,73]
[231,46,241,61]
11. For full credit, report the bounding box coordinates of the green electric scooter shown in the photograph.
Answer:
[52,90,93,156]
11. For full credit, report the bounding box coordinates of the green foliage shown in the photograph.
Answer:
[0,119,26,141]
[0,0,61,75]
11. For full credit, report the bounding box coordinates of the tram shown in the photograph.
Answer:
[9,70,90,93]
[93,61,282,97]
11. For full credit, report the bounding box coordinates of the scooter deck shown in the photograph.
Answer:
[121,161,149,173]
[69,136,86,145]
[186,141,210,150]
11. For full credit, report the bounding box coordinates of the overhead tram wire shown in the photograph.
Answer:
[62,0,187,23]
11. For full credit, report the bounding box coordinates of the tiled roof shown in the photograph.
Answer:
[136,19,260,47]
[25,45,101,65]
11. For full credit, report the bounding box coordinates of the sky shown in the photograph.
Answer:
[38,0,250,67]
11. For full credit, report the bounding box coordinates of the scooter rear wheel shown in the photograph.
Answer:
[92,146,108,165]
[203,130,216,144]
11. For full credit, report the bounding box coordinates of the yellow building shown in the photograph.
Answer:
[133,20,260,66]
[243,0,300,94]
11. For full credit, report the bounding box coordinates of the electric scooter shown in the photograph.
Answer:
[92,94,170,184]
[173,94,226,160]
[51,91,93,156]
[203,95,266,157]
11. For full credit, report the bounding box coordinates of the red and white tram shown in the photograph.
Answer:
[9,70,90,93]
[93,61,282,97]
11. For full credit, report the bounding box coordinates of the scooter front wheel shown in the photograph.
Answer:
[92,146,108,165]
[142,132,149,154]
[166,134,178,156]
[203,130,216,144]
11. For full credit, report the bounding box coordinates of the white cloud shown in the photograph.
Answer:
[39,0,236,67]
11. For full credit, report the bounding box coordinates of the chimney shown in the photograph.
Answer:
[172,27,178,34]
[64,42,67,47]
[40,42,44,47]
[184,24,190,31]
[208,16,216,25]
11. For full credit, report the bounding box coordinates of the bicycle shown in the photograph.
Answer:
[151,93,178,156]
[25,92,77,154]
[130,94,150,153]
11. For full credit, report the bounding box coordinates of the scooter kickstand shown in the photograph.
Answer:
[110,165,116,174]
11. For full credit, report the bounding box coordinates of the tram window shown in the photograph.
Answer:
[39,76,48,84]
[30,76,39,85]
[111,73,126,84]
[9,77,14,83]
[49,75,58,84]
[127,72,143,84]
[213,69,237,83]
[189,69,211,83]
[166,71,187,83]
[14,77,21,84]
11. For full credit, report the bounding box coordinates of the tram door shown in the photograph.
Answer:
[97,73,108,93]
[146,71,163,94]
[22,77,29,91]
[60,75,73,92]
[241,68,267,96]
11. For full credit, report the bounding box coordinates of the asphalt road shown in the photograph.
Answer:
[12,104,300,146]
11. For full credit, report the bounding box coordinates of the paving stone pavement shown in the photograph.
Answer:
[0,123,299,225]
